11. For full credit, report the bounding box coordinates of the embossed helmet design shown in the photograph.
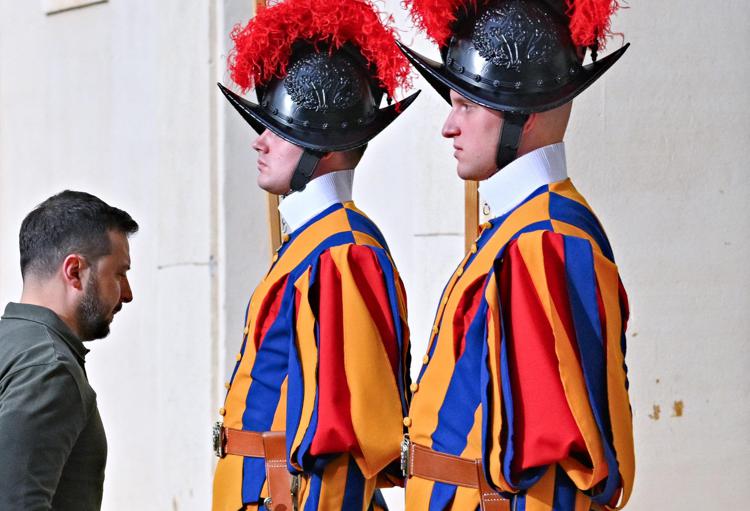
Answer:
[399,0,628,168]
[218,0,419,192]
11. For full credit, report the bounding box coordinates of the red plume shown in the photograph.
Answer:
[404,0,478,46]
[404,0,621,49]
[565,0,621,48]
[227,0,411,98]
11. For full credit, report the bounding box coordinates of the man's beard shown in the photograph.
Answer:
[76,272,114,341]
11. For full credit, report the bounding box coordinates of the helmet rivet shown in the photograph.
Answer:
[474,74,482,82]
[536,79,544,86]
[446,57,453,65]
[555,76,562,83]
[569,67,577,75]
[286,116,294,123]
[262,100,268,108]
[457,65,464,73]
[492,80,501,88]
[514,81,522,89]
[341,121,348,128]
[272,107,278,115]
[322,122,329,129]
[357,118,364,125]
[303,120,310,127]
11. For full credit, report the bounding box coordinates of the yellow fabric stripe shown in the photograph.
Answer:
[405,477,436,511]
[575,491,592,511]
[270,376,288,431]
[524,465,555,511]
[331,245,403,478]
[550,220,604,256]
[460,405,483,460]
[594,254,635,508]
[211,454,244,511]
[483,278,512,492]
[266,207,350,280]
[363,477,378,511]
[302,455,348,510]
[516,233,606,490]
[549,179,594,211]
[453,485,481,509]
[224,327,257,429]
[289,270,318,471]
[352,230,384,248]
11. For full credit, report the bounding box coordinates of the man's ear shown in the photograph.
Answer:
[319,152,334,161]
[523,112,538,135]
[61,254,86,291]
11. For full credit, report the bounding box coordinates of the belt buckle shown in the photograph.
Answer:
[400,434,411,478]
[212,421,226,458]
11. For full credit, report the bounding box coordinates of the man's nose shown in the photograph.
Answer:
[121,278,133,303]
[251,130,269,152]
[441,111,459,138]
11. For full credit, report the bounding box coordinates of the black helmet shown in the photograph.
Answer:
[219,0,419,192]
[399,0,628,168]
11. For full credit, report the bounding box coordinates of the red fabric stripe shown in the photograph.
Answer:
[451,275,485,360]
[347,246,399,376]
[310,251,358,455]
[254,276,289,350]
[541,233,580,363]
[500,238,586,474]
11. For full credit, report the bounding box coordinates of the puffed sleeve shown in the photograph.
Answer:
[286,243,410,509]
[481,230,634,509]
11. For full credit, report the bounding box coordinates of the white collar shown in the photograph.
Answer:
[278,169,354,233]
[479,142,568,220]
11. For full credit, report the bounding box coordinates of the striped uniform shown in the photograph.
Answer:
[213,202,410,511]
[405,179,635,510]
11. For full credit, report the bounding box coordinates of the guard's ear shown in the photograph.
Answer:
[61,254,86,291]
[319,152,335,161]
[522,112,539,135]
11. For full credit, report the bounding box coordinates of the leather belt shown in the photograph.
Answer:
[213,423,297,511]
[402,436,511,511]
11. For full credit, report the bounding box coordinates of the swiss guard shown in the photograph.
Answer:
[211,0,418,509]
[396,0,635,510]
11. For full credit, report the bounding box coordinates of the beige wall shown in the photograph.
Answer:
[0,0,747,509]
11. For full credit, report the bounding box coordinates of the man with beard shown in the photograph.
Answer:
[0,190,138,510]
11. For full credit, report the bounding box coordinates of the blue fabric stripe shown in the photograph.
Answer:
[345,207,390,250]
[241,457,267,505]
[342,457,366,509]
[428,481,457,511]
[303,468,323,511]
[371,489,388,510]
[551,465,577,510]
[549,193,614,262]
[241,281,296,501]
[432,298,489,455]
[563,236,620,504]
[374,249,409,414]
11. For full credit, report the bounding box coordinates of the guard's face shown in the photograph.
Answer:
[442,90,504,181]
[252,130,303,194]
[76,230,132,341]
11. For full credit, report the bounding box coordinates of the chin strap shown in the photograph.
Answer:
[495,112,530,170]
[289,149,327,193]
